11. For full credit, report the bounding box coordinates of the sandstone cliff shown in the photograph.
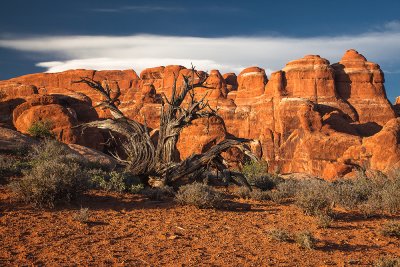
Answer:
[0,49,398,179]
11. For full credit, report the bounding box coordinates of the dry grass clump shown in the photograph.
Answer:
[142,186,175,201]
[175,183,224,208]
[333,171,400,216]
[294,179,334,216]
[295,231,317,250]
[375,257,400,267]
[73,207,90,223]
[249,188,271,201]
[234,186,251,199]
[267,228,292,242]
[380,221,400,238]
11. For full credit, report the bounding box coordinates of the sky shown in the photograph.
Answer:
[0,0,399,102]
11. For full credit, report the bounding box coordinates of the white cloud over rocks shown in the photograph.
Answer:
[1,28,400,76]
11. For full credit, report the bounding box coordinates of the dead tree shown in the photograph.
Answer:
[74,67,254,188]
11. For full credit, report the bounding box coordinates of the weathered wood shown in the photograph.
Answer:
[74,67,255,188]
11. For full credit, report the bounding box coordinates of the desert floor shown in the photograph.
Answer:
[1,185,399,267]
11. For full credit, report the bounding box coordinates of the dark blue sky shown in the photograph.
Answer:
[1,0,399,101]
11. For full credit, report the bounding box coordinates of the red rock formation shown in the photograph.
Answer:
[332,49,396,134]
[0,49,399,180]
[395,96,400,116]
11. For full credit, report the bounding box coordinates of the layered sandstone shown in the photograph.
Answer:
[0,49,399,179]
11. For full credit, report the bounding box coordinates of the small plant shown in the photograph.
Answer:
[242,161,282,191]
[142,186,175,201]
[73,207,90,223]
[249,189,271,201]
[380,221,400,238]
[268,228,292,242]
[175,183,224,208]
[375,257,400,267]
[316,213,334,229]
[294,179,333,216]
[88,169,143,193]
[130,183,145,194]
[27,120,54,139]
[234,186,251,199]
[295,231,317,250]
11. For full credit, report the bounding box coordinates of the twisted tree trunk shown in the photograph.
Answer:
[74,67,255,188]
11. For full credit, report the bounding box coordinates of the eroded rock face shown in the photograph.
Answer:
[395,97,400,116]
[1,49,398,179]
[332,49,396,132]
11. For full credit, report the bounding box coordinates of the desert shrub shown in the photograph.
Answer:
[234,186,251,199]
[29,139,83,166]
[11,160,88,208]
[375,257,400,267]
[142,185,175,201]
[88,169,143,193]
[73,207,90,223]
[316,213,333,229]
[10,140,89,208]
[0,156,20,178]
[380,221,400,238]
[175,183,224,208]
[294,179,334,216]
[242,161,282,190]
[249,188,271,201]
[332,171,400,215]
[27,120,54,139]
[333,173,375,209]
[295,231,317,250]
[268,228,292,242]
[268,179,301,203]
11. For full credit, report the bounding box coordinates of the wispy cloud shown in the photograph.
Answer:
[384,20,400,31]
[1,30,400,76]
[91,5,186,13]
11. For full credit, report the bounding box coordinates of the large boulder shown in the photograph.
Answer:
[68,144,117,171]
[12,95,103,150]
[0,127,37,152]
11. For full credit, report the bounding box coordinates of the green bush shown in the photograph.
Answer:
[88,169,143,193]
[10,140,88,208]
[175,183,224,209]
[27,120,54,138]
[11,160,87,208]
[242,161,282,190]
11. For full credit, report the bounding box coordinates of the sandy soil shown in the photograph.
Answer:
[1,186,399,266]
